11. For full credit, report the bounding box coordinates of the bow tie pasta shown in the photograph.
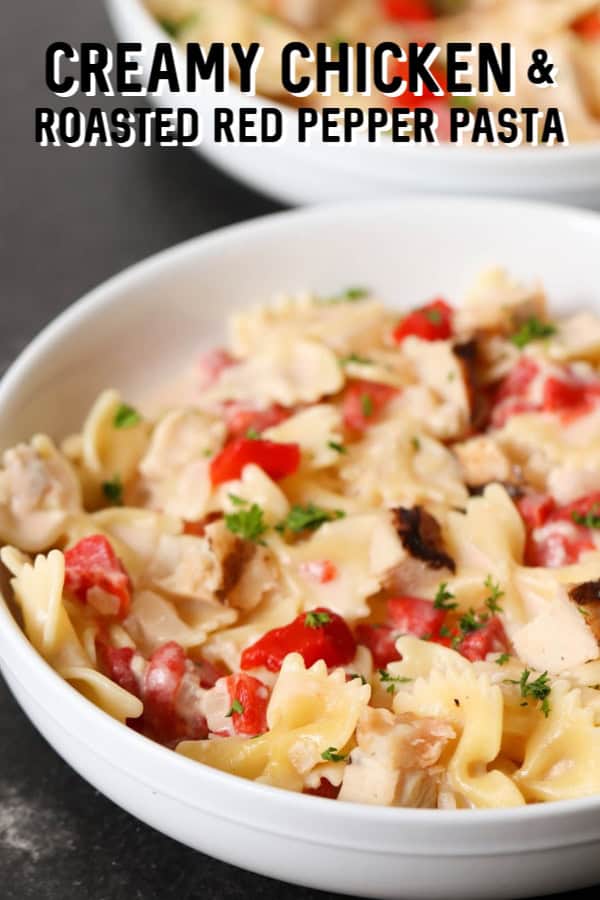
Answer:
[5,270,600,808]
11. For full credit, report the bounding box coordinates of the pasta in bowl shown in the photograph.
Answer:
[3,198,600,897]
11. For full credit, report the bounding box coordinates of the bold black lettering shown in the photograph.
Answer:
[281,42,312,95]
[45,42,76,95]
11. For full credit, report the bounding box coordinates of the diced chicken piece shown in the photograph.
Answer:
[338,707,454,807]
[264,404,343,470]
[455,268,547,335]
[205,518,279,611]
[547,313,600,364]
[138,409,224,520]
[510,574,598,674]
[401,338,471,439]
[0,436,82,552]
[203,677,235,737]
[454,436,512,487]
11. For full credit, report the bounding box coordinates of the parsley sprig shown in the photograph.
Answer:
[225,698,244,717]
[433,582,458,611]
[572,504,600,529]
[321,747,348,762]
[378,669,413,695]
[322,287,370,305]
[113,403,142,429]
[484,574,504,614]
[305,611,332,629]
[505,669,552,717]
[225,503,267,543]
[102,474,123,505]
[511,317,556,349]
[277,504,345,534]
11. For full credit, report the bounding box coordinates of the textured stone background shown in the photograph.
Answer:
[0,2,598,898]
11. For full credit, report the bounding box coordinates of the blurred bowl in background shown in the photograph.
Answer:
[105,0,600,208]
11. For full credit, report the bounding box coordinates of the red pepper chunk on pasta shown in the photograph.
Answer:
[342,379,399,432]
[381,0,435,21]
[64,534,131,619]
[387,595,447,639]
[223,402,291,440]
[457,616,508,662]
[209,437,301,486]
[355,624,401,668]
[225,673,269,736]
[392,299,454,343]
[240,608,356,673]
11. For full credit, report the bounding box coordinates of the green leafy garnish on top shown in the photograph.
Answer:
[277,504,345,534]
[113,403,142,429]
[433,582,458,611]
[225,503,267,543]
[510,317,556,349]
[305,611,332,629]
[505,669,552,717]
[102,474,123,505]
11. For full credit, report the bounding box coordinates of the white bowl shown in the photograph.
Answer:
[105,0,600,209]
[2,197,600,899]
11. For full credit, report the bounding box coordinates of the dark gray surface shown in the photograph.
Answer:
[0,2,599,899]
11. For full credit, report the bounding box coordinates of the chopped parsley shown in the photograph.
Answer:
[245,427,260,440]
[321,746,348,762]
[361,393,374,418]
[458,608,482,635]
[506,669,552,717]
[305,611,332,629]
[411,436,421,451]
[113,403,142,429]
[378,669,413,694]
[340,353,373,366]
[572,505,600,529]
[224,503,267,543]
[511,317,556,349]
[496,653,511,666]
[348,673,367,685]
[102,474,123,505]
[425,307,442,324]
[226,698,244,717]
[322,286,370,305]
[433,582,458,611]
[328,440,347,454]
[484,574,504,614]
[228,493,247,507]
[278,504,345,534]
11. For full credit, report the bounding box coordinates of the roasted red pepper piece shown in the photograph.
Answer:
[355,623,401,668]
[458,616,509,662]
[573,10,600,39]
[226,673,269,736]
[143,641,187,740]
[387,595,447,639]
[342,379,399,432]
[210,437,301,486]
[303,778,341,799]
[64,534,131,619]
[393,299,454,343]
[241,607,356,673]
[96,642,140,696]
[381,0,435,21]
[223,402,291,440]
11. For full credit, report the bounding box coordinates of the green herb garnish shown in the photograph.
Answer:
[496,653,511,666]
[340,353,373,366]
[572,505,600,529]
[506,669,552,717]
[113,403,142,429]
[361,393,374,418]
[348,673,367,685]
[328,441,347,454]
[511,317,556,349]
[433,582,458,611]
[225,503,267,543]
[102,475,123,506]
[226,698,244,717]
[246,427,260,440]
[484,574,504,614]
[278,504,345,534]
[305,611,332,629]
[411,436,421,451]
[321,747,348,762]
[378,669,413,694]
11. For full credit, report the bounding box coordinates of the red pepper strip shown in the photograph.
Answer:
[210,437,301,486]
[355,623,401,668]
[387,595,447,640]
[241,608,356,673]
[458,616,509,662]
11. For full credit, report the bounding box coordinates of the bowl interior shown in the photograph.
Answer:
[3,197,600,450]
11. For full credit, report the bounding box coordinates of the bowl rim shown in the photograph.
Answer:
[114,0,600,166]
[3,196,600,836]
